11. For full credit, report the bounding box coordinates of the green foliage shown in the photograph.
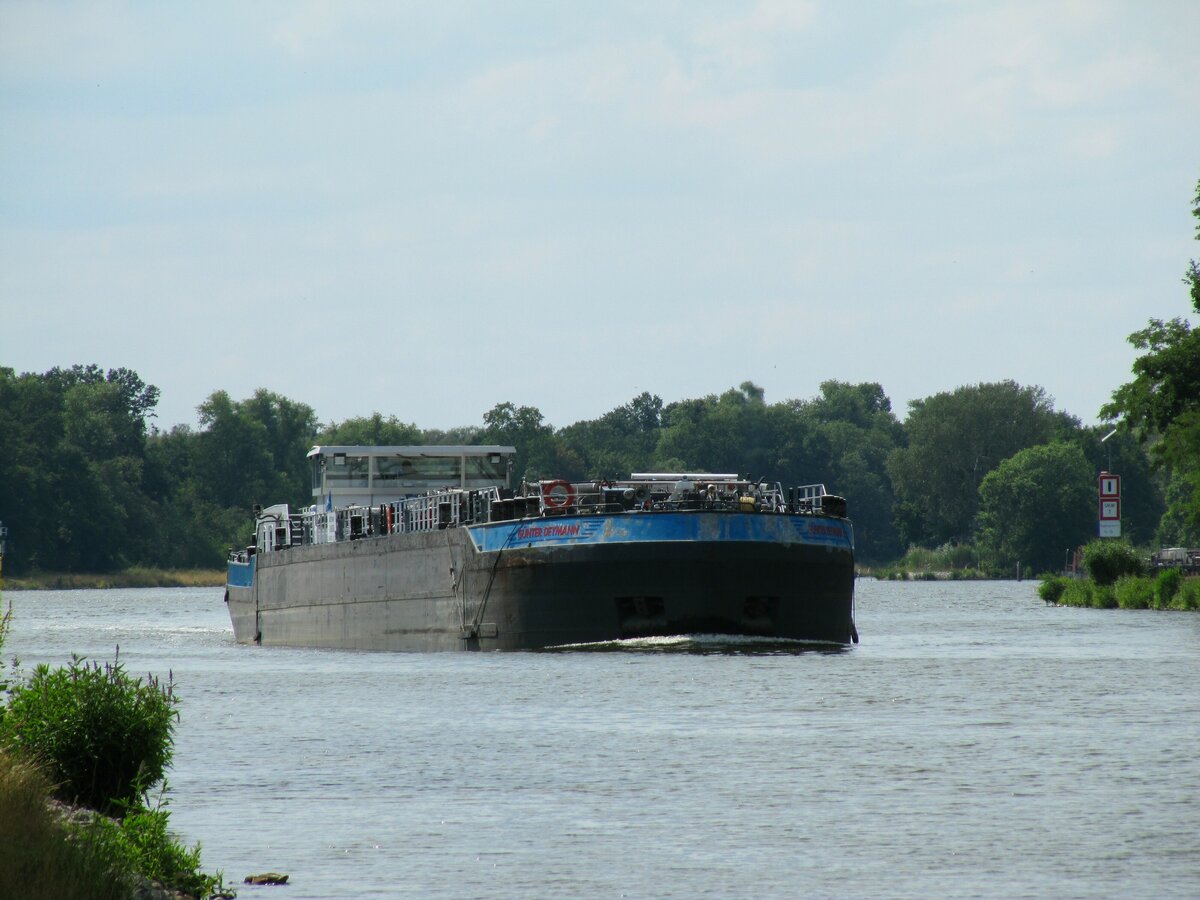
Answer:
[1,354,1185,576]
[1038,576,1069,604]
[1080,540,1146,586]
[888,380,1078,547]
[1047,572,1199,611]
[792,382,905,561]
[1,628,223,899]
[84,794,222,899]
[977,442,1094,572]
[1113,575,1155,609]
[0,749,131,900]
[319,412,424,446]
[0,603,10,701]
[1156,468,1200,546]
[1070,425,1165,546]
[1056,579,1117,608]
[1178,577,1200,610]
[0,655,178,816]
[194,389,318,511]
[0,366,161,572]
[1101,178,1200,542]
[478,401,581,484]
[1,749,224,900]
[1154,567,1184,607]
[557,392,664,481]
[640,381,904,561]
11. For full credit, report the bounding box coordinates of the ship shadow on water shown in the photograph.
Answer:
[541,634,851,656]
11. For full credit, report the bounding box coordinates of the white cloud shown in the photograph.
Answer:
[2,1,1197,431]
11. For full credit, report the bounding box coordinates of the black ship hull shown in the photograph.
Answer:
[227,511,856,651]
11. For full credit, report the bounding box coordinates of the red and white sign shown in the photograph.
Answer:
[1098,472,1121,537]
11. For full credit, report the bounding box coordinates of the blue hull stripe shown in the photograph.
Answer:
[227,556,255,588]
[467,512,853,553]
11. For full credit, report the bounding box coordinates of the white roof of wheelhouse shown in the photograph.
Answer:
[307,445,516,458]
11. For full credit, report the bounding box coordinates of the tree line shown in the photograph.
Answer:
[2,182,1196,576]
[0,368,1186,575]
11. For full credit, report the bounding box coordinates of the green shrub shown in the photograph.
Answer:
[1081,540,1145,586]
[1173,577,1200,610]
[1154,568,1184,608]
[0,749,130,900]
[1114,575,1154,609]
[1058,579,1117,608]
[1038,576,1069,604]
[0,750,224,900]
[1094,584,1117,608]
[85,794,222,900]
[1059,580,1093,607]
[0,654,178,816]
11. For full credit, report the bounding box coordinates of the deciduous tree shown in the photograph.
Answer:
[977,442,1094,572]
[887,381,1078,547]
[1101,178,1200,544]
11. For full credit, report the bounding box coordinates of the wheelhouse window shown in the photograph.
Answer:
[463,455,507,483]
[373,455,460,483]
[323,454,369,487]
[373,457,417,482]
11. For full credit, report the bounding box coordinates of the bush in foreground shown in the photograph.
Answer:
[0,749,130,900]
[0,654,178,816]
[86,790,222,899]
[0,623,228,899]
[0,749,224,900]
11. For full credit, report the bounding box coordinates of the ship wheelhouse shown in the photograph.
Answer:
[308,444,516,509]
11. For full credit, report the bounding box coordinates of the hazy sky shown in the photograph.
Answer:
[2,1,1198,432]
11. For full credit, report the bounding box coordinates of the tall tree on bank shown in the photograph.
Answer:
[557,392,664,480]
[887,381,1079,547]
[1101,178,1200,545]
[0,366,160,573]
[655,382,786,480]
[977,441,1095,572]
[477,402,582,486]
[143,389,319,568]
[319,413,424,447]
[191,389,318,511]
[792,381,905,561]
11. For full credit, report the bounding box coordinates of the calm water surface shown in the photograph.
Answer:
[3,581,1198,898]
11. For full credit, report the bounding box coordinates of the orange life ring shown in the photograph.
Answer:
[542,479,575,509]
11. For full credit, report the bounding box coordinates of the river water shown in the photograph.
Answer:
[2,580,1198,898]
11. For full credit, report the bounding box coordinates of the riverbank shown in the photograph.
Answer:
[1,568,225,591]
[1039,572,1200,610]
[858,566,991,581]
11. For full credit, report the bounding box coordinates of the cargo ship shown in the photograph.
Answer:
[225,445,857,650]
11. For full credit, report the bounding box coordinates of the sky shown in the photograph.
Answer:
[2,1,1198,432]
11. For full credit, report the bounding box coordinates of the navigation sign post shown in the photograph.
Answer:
[1098,472,1121,538]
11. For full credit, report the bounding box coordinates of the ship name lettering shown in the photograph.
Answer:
[808,523,843,537]
[517,523,582,540]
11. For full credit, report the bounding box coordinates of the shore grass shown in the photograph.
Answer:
[0,750,131,900]
[859,566,991,581]
[859,543,998,581]
[1040,573,1200,611]
[1,568,225,591]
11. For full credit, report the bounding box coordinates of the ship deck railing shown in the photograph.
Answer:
[246,479,845,555]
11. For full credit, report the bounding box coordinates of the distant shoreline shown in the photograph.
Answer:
[0,568,225,591]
